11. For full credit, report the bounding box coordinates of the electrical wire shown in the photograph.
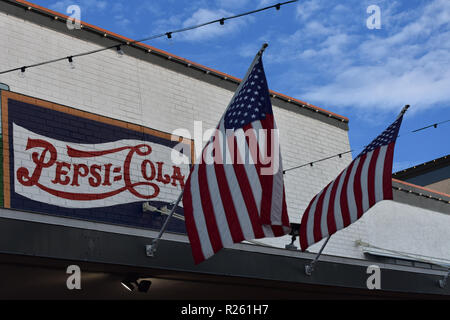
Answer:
[411,119,450,133]
[283,118,450,174]
[0,0,298,76]
[3,0,447,177]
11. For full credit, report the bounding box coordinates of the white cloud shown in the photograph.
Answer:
[50,0,108,14]
[239,43,261,58]
[178,8,249,41]
[50,0,72,12]
[114,14,130,27]
[216,0,250,9]
[296,0,322,21]
[275,0,450,112]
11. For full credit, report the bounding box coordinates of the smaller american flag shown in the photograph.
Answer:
[299,109,407,251]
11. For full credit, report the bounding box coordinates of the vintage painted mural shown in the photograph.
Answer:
[0,91,193,234]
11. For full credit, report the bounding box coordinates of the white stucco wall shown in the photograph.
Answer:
[362,200,450,263]
[0,8,393,258]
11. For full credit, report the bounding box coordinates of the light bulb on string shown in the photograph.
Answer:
[166,32,173,45]
[116,45,124,57]
[19,66,26,78]
[68,56,75,69]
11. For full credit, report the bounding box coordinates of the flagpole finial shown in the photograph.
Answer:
[258,43,269,56]
[401,104,410,114]
[397,104,410,119]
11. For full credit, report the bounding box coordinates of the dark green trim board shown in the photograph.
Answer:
[0,89,4,208]
[0,212,448,298]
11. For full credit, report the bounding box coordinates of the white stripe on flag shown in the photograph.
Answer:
[306,189,324,245]
[320,181,333,238]
[234,127,262,211]
[333,168,348,230]
[251,120,265,167]
[360,151,373,212]
[375,145,388,202]
[346,157,360,223]
[270,127,283,225]
[221,123,256,241]
[203,143,234,248]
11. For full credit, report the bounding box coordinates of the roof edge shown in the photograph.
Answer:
[393,154,449,179]
[393,178,450,203]
[9,0,349,123]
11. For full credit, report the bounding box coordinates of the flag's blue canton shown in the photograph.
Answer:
[224,57,272,130]
[357,116,403,158]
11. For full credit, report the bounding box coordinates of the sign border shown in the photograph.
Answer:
[1,90,194,209]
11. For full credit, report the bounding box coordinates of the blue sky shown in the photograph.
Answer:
[33,0,450,172]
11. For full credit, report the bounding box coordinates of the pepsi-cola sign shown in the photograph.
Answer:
[1,91,192,233]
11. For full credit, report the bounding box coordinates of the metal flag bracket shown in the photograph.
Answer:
[144,191,184,257]
[304,236,331,276]
[438,270,450,289]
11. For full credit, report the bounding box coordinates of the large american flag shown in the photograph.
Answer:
[183,53,290,264]
[299,112,406,251]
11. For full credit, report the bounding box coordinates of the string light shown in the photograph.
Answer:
[7,3,447,182]
[67,56,75,69]
[411,120,450,133]
[116,45,124,57]
[0,0,298,76]
[19,66,26,78]
[283,119,450,174]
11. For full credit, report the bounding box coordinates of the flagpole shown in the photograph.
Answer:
[146,190,184,257]
[397,105,410,119]
[145,43,269,258]
[304,235,331,276]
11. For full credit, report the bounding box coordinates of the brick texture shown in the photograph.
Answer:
[0,12,366,259]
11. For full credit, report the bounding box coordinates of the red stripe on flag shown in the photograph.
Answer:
[198,162,223,254]
[214,164,246,243]
[383,142,395,200]
[211,133,245,244]
[229,135,265,239]
[183,175,206,264]
[243,123,264,186]
[313,182,331,242]
[259,115,275,225]
[367,148,381,207]
[281,186,290,227]
[271,187,290,236]
[354,153,367,219]
[327,174,342,236]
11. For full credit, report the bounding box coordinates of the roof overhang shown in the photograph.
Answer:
[0,208,449,299]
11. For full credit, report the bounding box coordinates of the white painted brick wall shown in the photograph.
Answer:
[0,12,368,259]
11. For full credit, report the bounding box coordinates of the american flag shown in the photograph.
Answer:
[183,52,290,264]
[299,111,406,251]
